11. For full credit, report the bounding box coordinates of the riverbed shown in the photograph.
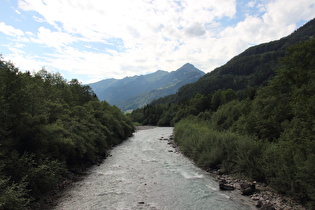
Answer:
[54,127,255,210]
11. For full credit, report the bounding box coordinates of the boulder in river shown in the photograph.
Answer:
[219,180,235,191]
[240,181,256,196]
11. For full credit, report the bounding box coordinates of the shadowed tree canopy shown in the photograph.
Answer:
[0,58,135,209]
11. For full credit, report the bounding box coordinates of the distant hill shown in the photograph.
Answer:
[151,17,315,105]
[89,63,205,111]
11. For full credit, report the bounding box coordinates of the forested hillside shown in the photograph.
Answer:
[152,18,315,105]
[0,58,135,209]
[130,19,315,207]
[174,38,315,207]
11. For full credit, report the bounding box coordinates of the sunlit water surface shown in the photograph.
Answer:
[54,127,255,210]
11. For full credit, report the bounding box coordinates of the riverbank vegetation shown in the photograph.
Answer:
[131,38,315,207]
[0,59,135,209]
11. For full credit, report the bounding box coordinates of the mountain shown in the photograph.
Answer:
[151,17,315,105]
[89,63,205,111]
[89,70,168,105]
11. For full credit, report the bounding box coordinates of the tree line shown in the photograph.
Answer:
[0,59,135,209]
[130,39,315,207]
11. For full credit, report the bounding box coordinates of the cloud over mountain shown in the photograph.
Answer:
[0,0,314,83]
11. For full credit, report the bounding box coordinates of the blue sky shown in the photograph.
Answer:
[0,0,314,84]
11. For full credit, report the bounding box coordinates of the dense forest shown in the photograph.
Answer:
[130,38,315,206]
[0,58,135,209]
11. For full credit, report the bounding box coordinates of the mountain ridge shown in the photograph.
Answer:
[89,63,205,111]
[151,17,315,105]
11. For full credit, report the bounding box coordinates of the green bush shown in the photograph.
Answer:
[0,178,31,210]
[175,117,264,178]
[175,114,315,207]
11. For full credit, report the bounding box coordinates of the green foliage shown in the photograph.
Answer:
[0,58,135,208]
[171,38,315,207]
[0,177,31,210]
[130,89,239,127]
[174,117,264,179]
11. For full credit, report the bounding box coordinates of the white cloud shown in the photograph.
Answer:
[247,1,256,8]
[31,27,76,50]
[0,22,24,37]
[185,23,206,37]
[33,15,45,23]
[4,51,47,72]
[16,0,237,76]
[219,0,315,56]
[263,0,315,26]
[3,0,313,84]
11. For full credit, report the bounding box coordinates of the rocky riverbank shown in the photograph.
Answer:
[36,171,85,209]
[210,171,306,210]
[164,132,306,210]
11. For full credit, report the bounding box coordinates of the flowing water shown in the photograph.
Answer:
[54,127,255,210]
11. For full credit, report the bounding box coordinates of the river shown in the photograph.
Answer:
[54,127,255,210]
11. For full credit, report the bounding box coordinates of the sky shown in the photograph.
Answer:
[0,0,315,84]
